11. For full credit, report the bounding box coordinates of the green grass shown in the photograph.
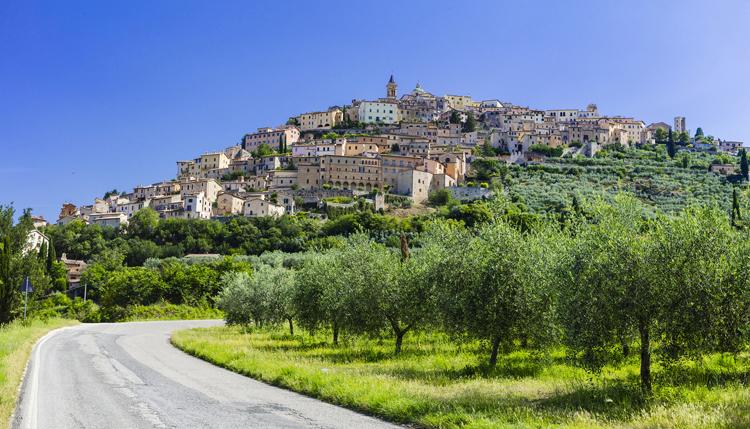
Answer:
[172,327,750,428]
[122,303,223,322]
[0,318,78,428]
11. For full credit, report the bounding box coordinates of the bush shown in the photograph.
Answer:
[427,189,455,207]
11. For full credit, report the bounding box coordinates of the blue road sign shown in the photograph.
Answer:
[20,277,33,293]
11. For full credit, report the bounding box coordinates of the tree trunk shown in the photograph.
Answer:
[389,319,412,355]
[332,321,339,345]
[288,318,294,336]
[639,322,651,395]
[395,331,404,355]
[489,335,502,367]
[622,340,630,357]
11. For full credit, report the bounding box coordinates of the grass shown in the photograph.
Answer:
[0,318,78,428]
[122,303,223,322]
[172,327,750,428]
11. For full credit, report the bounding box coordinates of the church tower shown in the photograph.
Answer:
[386,75,397,99]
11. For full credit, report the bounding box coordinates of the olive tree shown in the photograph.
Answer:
[431,218,559,366]
[218,271,270,327]
[557,196,658,393]
[652,207,750,358]
[293,250,350,344]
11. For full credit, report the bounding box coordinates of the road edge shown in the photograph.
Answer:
[9,325,77,429]
[169,328,407,429]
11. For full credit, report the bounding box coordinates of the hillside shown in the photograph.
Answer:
[493,146,745,214]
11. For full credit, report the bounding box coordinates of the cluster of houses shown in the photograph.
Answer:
[54,75,744,228]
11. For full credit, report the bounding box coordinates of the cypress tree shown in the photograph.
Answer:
[740,149,748,180]
[38,242,48,271]
[47,237,56,272]
[667,129,676,158]
[731,187,742,228]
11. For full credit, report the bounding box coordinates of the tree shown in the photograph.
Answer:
[254,144,273,158]
[127,208,159,238]
[680,153,690,168]
[427,189,455,207]
[435,220,559,366]
[731,187,742,228]
[293,251,350,344]
[479,139,496,157]
[0,206,35,324]
[0,231,15,324]
[739,149,748,179]
[449,110,461,124]
[651,207,750,359]
[666,129,676,158]
[218,270,275,327]
[654,128,667,144]
[447,203,492,227]
[695,127,704,138]
[462,112,477,133]
[678,131,690,145]
[99,267,168,308]
[557,196,657,394]
[46,236,57,272]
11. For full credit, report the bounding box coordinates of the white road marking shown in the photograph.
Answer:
[22,327,73,429]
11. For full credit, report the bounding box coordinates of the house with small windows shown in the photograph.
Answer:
[294,108,343,131]
[180,178,222,204]
[215,192,245,216]
[243,126,300,152]
[61,253,87,291]
[183,192,212,219]
[88,212,129,228]
[269,170,299,190]
[23,228,49,256]
[243,198,285,218]
[358,100,400,124]
[709,163,737,176]
[396,169,432,204]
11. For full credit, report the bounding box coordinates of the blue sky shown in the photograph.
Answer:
[2,0,749,221]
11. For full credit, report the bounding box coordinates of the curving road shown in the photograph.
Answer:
[12,320,401,429]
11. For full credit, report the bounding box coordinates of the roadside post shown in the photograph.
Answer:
[21,276,33,320]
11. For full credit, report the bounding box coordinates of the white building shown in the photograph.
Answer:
[23,229,49,256]
[358,101,400,124]
[180,178,222,204]
[243,198,285,218]
[183,192,212,219]
[116,199,151,218]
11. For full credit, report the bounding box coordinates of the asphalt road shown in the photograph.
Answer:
[12,320,402,429]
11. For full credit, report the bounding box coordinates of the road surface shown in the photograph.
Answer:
[12,320,402,429]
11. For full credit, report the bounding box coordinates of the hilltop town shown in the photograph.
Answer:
[50,75,744,228]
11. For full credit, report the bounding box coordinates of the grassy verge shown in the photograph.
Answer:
[0,318,78,427]
[172,326,750,428]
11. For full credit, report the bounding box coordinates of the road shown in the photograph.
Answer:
[12,320,402,429]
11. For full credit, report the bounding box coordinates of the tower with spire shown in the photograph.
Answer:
[386,75,397,99]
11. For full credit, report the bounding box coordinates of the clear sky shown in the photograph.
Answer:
[2,0,749,221]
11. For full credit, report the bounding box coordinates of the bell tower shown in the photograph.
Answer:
[386,74,397,99]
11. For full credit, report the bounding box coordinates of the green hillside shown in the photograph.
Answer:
[495,146,745,214]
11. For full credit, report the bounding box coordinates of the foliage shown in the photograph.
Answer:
[122,303,223,322]
[217,264,296,331]
[426,189,455,207]
[0,206,51,324]
[498,148,737,214]
[528,144,564,157]
[462,112,476,132]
